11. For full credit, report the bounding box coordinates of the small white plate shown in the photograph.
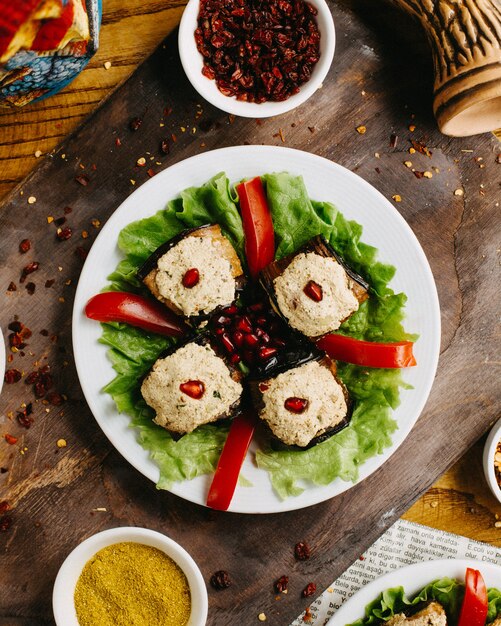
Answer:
[52,527,208,626]
[178,0,335,117]
[72,145,440,514]
[330,558,501,625]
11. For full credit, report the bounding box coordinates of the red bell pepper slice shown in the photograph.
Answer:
[317,333,416,368]
[458,568,488,626]
[206,411,257,511]
[236,176,275,280]
[85,292,188,337]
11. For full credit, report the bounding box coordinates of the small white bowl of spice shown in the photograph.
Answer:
[178,0,335,117]
[53,526,208,626]
[483,418,501,504]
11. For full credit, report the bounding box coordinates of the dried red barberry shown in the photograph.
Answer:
[46,392,65,406]
[4,369,22,384]
[295,541,311,560]
[274,575,289,593]
[7,282,16,291]
[25,282,35,295]
[20,261,39,283]
[4,434,17,445]
[160,139,170,154]
[56,227,72,241]
[17,412,34,429]
[19,239,31,253]
[25,371,39,384]
[302,582,316,598]
[129,117,143,131]
[210,570,231,590]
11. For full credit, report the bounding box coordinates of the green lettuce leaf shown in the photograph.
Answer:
[348,577,501,625]
[101,171,416,496]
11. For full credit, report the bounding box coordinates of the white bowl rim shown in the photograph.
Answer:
[483,418,501,503]
[178,0,336,118]
[52,526,208,626]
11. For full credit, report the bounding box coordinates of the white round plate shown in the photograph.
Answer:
[72,145,440,514]
[329,558,501,625]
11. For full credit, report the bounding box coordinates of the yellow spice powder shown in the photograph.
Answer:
[74,542,191,626]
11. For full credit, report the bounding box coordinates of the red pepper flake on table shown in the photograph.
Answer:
[295,541,311,560]
[302,582,316,598]
[195,0,321,103]
[210,570,232,590]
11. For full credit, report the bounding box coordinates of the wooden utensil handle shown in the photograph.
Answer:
[390,0,501,136]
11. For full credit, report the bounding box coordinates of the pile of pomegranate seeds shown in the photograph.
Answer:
[210,301,288,367]
[195,0,321,103]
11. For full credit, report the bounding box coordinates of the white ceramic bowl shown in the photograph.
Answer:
[483,418,501,503]
[178,0,335,117]
[53,527,208,626]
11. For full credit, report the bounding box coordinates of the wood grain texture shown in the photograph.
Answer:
[0,0,184,201]
[0,1,500,625]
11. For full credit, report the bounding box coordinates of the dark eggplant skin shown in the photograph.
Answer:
[137,223,246,325]
[259,235,370,334]
[248,351,352,450]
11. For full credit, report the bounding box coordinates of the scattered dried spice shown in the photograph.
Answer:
[303,607,313,622]
[274,575,289,593]
[160,139,170,154]
[8,322,32,349]
[19,239,31,253]
[392,194,402,202]
[294,541,311,560]
[413,171,425,179]
[4,434,18,445]
[7,282,16,292]
[258,614,267,622]
[17,407,34,429]
[25,282,36,295]
[75,175,90,186]
[302,582,316,598]
[410,139,432,157]
[356,125,366,135]
[136,157,146,167]
[496,153,501,164]
[195,0,321,103]
[46,391,65,406]
[129,117,143,131]
[147,168,156,178]
[27,196,36,204]
[408,124,416,132]
[210,570,232,590]
[389,133,398,148]
[20,261,39,284]
[115,138,122,147]
[57,438,67,448]
[45,279,55,288]
[454,188,464,197]
[0,516,12,531]
[0,501,10,515]
[4,369,22,384]
[56,227,72,241]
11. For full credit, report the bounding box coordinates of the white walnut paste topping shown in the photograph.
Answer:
[273,252,359,337]
[259,360,348,447]
[141,343,242,434]
[155,235,236,316]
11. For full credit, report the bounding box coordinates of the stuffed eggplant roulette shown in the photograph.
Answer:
[85,170,418,510]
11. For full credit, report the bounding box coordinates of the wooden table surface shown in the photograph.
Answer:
[0,0,500,623]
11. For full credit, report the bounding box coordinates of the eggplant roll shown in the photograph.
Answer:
[249,351,351,448]
[141,336,243,435]
[260,235,369,338]
[137,224,245,323]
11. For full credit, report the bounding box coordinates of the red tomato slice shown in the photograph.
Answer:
[85,292,188,337]
[458,568,488,626]
[206,411,257,511]
[317,333,416,368]
[236,176,275,280]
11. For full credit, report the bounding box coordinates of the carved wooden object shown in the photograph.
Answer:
[391,0,501,135]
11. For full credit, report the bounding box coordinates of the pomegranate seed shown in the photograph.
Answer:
[236,316,252,333]
[255,328,270,344]
[182,268,200,288]
[303,280,323,302]
[271,337,286,348]
[230,353,241,364]
[223,305,238,315]
[258,346,277,361]
[180,380,205,399]
[221,333,235,354]
[248,302,265,312]
[244,334,259,348]
[258,382,270,392]
[215,315,231,326]
[232,330,245,348]
[256,316,268,327]
[215,327,225,335]
[284,397,309,413]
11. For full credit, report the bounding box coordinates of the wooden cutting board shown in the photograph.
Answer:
[0,1,500,624]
